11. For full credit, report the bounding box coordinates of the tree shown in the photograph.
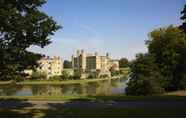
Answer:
[147,26,186,90]
[0,0,61,80]
[126,54,164,95]
[119,58,129,68]
[63,60,72,68]
[127,26,186,95]
[180,5,186,33]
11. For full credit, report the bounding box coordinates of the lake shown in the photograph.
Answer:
[0,78,128,96]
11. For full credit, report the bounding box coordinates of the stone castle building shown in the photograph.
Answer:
[37,56,63,78]
[72,50,119,78]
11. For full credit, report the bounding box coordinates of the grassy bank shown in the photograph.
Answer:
[0,107,186,118]
[1,92,186,102]
[18,76,120,85]
[0,81,14,85]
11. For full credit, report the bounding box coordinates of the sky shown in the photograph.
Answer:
[29,0,185,60]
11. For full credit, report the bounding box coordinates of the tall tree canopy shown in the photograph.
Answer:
[0,0,60,80]
[126,53,164,95]
[127,26,186,95]
[147,26,186,90]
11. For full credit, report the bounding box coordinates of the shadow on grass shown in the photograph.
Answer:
[0,95,186,118]
[86,95,186,102]
[0,98,34,109]
[0,98,36,118]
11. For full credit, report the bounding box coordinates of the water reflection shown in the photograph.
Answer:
[0,78,128,96]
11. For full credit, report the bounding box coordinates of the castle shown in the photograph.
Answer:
[72,50,119,78]
[37,56,63,78]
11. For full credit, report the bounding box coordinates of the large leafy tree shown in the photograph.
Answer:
[119,58,129,68]
[0,0,60,80]
[126,54,164,95]
[147,26,186,90]
[127,26,186,95]
[180,5,186,33]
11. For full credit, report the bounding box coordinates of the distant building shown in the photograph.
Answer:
[37,56,63,78]
[109,59,120,71]
[72,50,119,78]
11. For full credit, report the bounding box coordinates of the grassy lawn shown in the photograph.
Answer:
[0,107,186,118]
[1,93,186,102]
[0,91,186,118]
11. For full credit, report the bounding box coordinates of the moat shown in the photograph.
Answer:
[0,78,128,96]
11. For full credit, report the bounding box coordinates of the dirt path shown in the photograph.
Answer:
[0,100,186,109]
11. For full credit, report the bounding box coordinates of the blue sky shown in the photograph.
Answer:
[29,0,185,60]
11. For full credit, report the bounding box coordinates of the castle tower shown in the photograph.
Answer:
[80,49,86,72]
[71,55,74,69]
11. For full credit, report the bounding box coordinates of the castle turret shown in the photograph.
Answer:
[106,53,109,58]
[95,52,98,56]
[71,55,74,68]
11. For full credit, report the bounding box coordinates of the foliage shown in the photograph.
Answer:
[110,68,120,76]
[73,71,81,79]
[0,0,61,80]
[61,70,70,80]
[147,26,186,91]
[120,67,131,75]
[63,60,72,68]
[99,74,110,78]
[127,6,186,95]
[180,4,186,33]
[119,58,129,68]
[31,71,47,80]
[127,24,186,95]
[49,75,61,81]
[126,54,164,95]
[88,72,97,79]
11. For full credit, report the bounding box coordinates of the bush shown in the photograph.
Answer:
[99,74,109,78]
[49,75,61,81]
[126,76,164,96]
[73,71,81,79]
[88,72,97,79]
[61,70,70,80]
[110,70,120,76]
[31,71,47,80]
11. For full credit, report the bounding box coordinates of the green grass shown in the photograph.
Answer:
[1,94,186,102]
[0,80,14,85]
[0,95,92,101]
[0,107,186,118]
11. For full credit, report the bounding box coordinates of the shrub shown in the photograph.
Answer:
[31,71,47,80]
[73,71,81,79]
[61,70,70,80]
[110,70,120,76]
[49,75,61,81]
